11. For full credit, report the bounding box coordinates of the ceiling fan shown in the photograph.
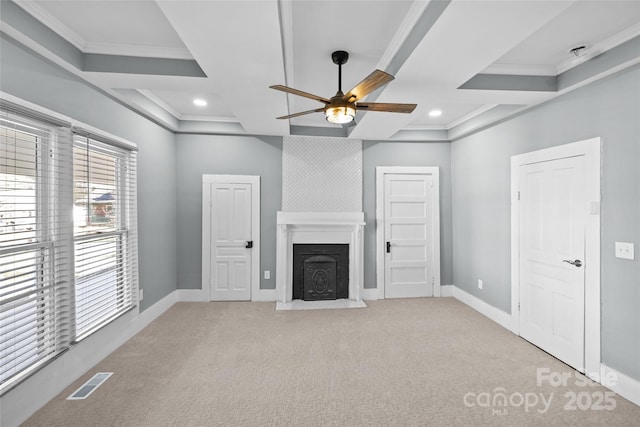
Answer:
[270,50,416,125]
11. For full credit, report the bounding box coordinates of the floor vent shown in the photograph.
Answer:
[67,372,113,400]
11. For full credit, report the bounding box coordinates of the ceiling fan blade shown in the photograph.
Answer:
[342,70,394,102]
[357,102,417,114]
[276,107,325,120]
[270,85,330,104]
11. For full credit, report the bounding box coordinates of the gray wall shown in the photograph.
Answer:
[0,35,177,311]
[362,141,453,288]
[176,137,453,293]
[451,65,640,380]
[175,134,282,290]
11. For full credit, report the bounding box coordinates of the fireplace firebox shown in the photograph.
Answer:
[293,244,349,301]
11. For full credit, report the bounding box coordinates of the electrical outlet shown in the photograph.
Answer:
[139,289,144,301]
[478,279,483,290]
[615,242,635,260]
[264,270,271,280]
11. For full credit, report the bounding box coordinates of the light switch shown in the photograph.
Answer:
[615,242,634,260]
[264,270,271,280]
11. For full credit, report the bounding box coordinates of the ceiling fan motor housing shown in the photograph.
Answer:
[331,50,349,65]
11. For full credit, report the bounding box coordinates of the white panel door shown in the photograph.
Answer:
[519,156,586,371]
[384,174,434,298]
[210,182,252,301]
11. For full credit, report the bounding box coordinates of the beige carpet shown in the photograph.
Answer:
[24,298,639,426]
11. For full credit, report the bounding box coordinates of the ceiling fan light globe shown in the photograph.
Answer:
[325,105,355,124]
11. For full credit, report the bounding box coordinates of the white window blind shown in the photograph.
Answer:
[0,112,73,391]
[0,100,138,393]
[72,135,137,340]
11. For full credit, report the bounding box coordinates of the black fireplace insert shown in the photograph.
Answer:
[292,244,349,301]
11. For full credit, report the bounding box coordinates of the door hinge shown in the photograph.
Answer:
[517,191,520,201]
[518,302,520,310]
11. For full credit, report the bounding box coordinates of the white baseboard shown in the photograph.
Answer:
[134,290,178,326]
[176,288,208,302]
[440,285,453,297]
[451,285,513,331]
[362,288,379,300]
[363,286,452,300]
[1,290,179,427]
[252,288,277,302]
[450,286,639,407]
[600,364,640,406]
[175,288,278,302]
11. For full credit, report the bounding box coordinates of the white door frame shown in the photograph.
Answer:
[202,174,261,301]
[511,137,601,378]
[376,166,441,299]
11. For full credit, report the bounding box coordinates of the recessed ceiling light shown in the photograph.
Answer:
[429,109,442,117]
[193,99,208,107]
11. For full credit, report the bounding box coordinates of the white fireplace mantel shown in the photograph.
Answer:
[276,211,365,302]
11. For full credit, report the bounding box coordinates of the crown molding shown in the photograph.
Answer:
[13,0,193,60]
[136,90,182,119]
[83,42,193,60]
[557,22,640,74]
[482,63,557,76]
[446,104,498,129]
[403,104,498,133]
[12,0,86,50]
[0,20,82,79]
[402,124,448,131]
[181,115,238,123]
[136,90,237,123]
[484,24,640,78]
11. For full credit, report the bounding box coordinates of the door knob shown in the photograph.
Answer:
[562,259,582,267]
[386,242,391,253]
[246,240,253,249]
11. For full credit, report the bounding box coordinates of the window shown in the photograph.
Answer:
[0,114,72,389]
[72,135,137,340]
[0,104,138,393]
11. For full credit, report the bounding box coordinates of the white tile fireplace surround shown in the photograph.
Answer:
[276,211,365,303]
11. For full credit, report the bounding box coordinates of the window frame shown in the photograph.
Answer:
[72,134,136,342]
[0,100,139,395]
[0,116,65,393]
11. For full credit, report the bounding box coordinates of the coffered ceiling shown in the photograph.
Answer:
[3,0,639,140]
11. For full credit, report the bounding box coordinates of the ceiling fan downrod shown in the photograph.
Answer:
[331,50,349,96]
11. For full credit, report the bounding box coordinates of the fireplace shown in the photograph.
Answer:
[275,211,365,303]
[293,244,349,301]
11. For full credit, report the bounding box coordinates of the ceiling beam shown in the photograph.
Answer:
[350,0,577,140]
[157,0,289,136]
